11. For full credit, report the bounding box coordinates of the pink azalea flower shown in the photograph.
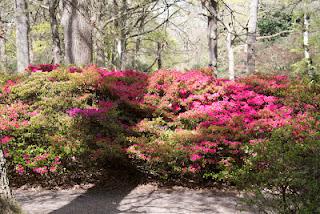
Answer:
[16,164,25,175]
[3,149,10,158]
[0,136,13,144]
[188,164,201,173]
[33,166,48,175]
[190,154,202,161]
[49,166,57,173]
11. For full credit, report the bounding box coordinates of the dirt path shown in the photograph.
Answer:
[14,184,252,214]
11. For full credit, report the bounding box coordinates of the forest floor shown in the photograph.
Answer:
[13,183,253,214]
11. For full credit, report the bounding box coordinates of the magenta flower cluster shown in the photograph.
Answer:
[67,101,113,118]
[26,64,60,73]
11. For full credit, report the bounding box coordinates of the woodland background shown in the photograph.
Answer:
[0,0,319,78]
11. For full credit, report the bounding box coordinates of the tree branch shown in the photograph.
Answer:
[257,30,293,40]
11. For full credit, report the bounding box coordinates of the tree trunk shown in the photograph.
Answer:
[303,13,313,78]
[133,15,145,69]
[95,25,106,67]
[207,0,218,77]
[115,39,121,68]
[92,0,106,67]
[49,0,62,64]
[29,35,34,64]
[157,42,162,70]
[226,26,235,80]
[246,0,259,74]
[15,0,30,72]
[112,0,126,69]
[112,39,120,68]
[0,37,5,71]
[133,37,140,69]
[119,0,128,70]
[0,149,11,199]
[120,38,127,70]
[62,0,93,65]
[0,17,6,71]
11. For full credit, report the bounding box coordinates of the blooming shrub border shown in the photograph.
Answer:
[0,65,318,183]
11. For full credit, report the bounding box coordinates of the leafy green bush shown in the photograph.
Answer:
[234,122,320,213]
[258,7,292,38]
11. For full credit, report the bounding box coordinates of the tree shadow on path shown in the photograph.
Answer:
[50,182,140,214]
[16,177,253,214]
[47,184,252,214]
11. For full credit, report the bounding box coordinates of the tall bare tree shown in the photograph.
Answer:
[15,0,30,72]
[303,13,311,73]
[62,0,93,65]
[92,0,107,67]
[207,0,218,76]
[226,23,235,80]
[246,0,259,74]
[49,0,62,64]
[0,12,6,71]
[302,0,314,78]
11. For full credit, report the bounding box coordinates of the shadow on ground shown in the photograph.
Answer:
[15,181,252,214]
[50,183,139,214]
[14,179,139,214]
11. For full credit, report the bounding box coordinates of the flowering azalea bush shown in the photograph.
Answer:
[125,70,319,181]
[26,64,60,73]
[0,102,57,175]
[0,64,319,185]
[1,66,100,177]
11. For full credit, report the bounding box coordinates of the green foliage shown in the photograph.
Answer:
[30,22,53,64]
[0,72,14,84]
[3,28,18,72]
[258,8,292,38]
[283,77,320,109]
[234,125,320,213]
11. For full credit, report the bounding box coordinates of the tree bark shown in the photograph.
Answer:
[0,17,6,71]
[0,149,11,199]
[112,0,120,68]
[62,0,93,65]
[15,0,30,72]
[133,15,145,69]
[303,13,313,78]
[133,37,140,69]
[226,25,235,80]
[92,0,106,67]
[95,24,106,67]
[119,0,128,70]
[207,0,218,76]
[246,0,259,74]
[111,0,128,70]
[119,38,127,70]
[0,37,5,71]
[49,0,62,64]
[29,34,34,64]
[157,41,162,70]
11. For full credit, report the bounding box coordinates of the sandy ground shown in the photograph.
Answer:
[14,183,253,214]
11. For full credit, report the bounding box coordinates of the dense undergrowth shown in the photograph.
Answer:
[0,197,22,214]
[0,64,319,212]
